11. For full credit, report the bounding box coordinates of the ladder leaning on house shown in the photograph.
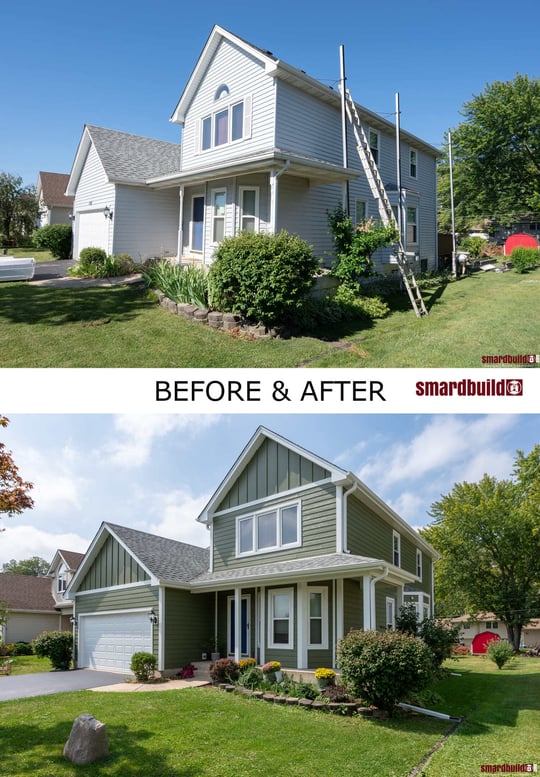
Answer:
[342,88,428,318]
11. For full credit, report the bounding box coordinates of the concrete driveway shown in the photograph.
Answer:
[0,669,130,702]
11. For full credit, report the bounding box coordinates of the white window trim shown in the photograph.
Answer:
[239,186,259,233]
[211,188,227,245]
[306,586,328,650]
[355,199,368,226]
[268,587,294,650]
[406,206,418,246]
[416,548,423,580]
[392,530,401,567]
[189,194,205,253]
[369,128,380,164]
[226,594,251,656]
[200,97,248,153]
[386,597,396,630]
[409,147,417,178]
[236,500,301,558]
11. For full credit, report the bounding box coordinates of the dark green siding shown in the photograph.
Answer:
[217,438,330,511]
[306,580,333,669]
[78,534,149,591]
[401,535,417,576]
[347,494,393,562]
[343,578,364,634]
[213,482,336,571]
[164,589,214,669]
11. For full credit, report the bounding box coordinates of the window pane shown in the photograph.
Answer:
[214,191,226,216]
[356,200,366,223]
[242,218,255,233]
[242,189,256,216]
[258,512,277,549]
[232,102,243,141]
[273,593,290,619]
[213,191,226,243]
[309,592,322,617]
[202,117,212,150]
[273,620,289,643]
[310,619,322,644]
[239,518,253,553]
[281,506,298,545]
[192,197,204,251]
[215,109,228,146]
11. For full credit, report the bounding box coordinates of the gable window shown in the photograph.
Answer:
[57,565,67,593]
[416,548,423,579]
[202,117,212,151]
[409,148,417,178]
[392,531,401,567]
[212,189,226,243]
[231,102,244,142]
[237,503,300,556]
[200,96,250,151]
[355,199,367,225]
[269,588,294,649]
[369,129,379,165]
[240,187,259,233]
[215,109,229,146]
[308,587,328,648]
[407,206,418,244]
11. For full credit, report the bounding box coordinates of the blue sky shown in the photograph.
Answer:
[1,413,537,567]
[2,0,538,186]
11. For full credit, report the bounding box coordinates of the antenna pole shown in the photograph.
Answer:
[339,45,349,215]
[448,129,457,277]
[395,92,403,242]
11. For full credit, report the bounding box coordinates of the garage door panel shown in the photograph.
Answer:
[80,612,152,672]
[77,211,109,257]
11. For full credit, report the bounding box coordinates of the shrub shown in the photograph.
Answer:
[457,236,487,259]
[12,641,33,656]
[337,629,435,714]
[487,639,515,669]
[142,259,209,308]
[78,246,107,265]
[33,630,72,670]
[209,657,239,684]
[32,224,72,259]
[418,617,461,669]
[511,246,539,273]
[396,602,420,636]
[333,284,390,319]
[208,231,319,326]
[130,651,157,681]
[70,249,135,279]
[237,664,263,689]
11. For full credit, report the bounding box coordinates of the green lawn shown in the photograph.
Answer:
[5,247,55,262]
[0,268,538,367]
[0,656,537,777]
[7,655,52,675]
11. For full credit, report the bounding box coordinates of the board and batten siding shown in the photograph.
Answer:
[164,589,214,669]
[73,142,115,257]
[113,185,179,260]
[180,37,275,173]
[77,534,149,592]
[212,482,337,572]
[216,437,331,512]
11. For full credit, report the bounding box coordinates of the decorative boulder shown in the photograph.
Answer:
[63,714,109,765]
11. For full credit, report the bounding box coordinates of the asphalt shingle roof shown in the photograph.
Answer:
[38,172,74,207]
[57,550,85,571]
[0,573,56,611]
[106,523,209,584]
[86,126,182,183]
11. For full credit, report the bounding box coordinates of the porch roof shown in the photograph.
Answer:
[189,552,417,591]
[147,149,360,188]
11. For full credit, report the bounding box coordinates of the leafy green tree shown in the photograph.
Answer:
[422,446,540,651]
[2,557,49,576]
[0,417,34,521]
[0,172,40,247]
[438,74,540,231]
[32,224,72,259]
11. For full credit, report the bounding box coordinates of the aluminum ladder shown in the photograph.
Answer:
[342,88,428,317]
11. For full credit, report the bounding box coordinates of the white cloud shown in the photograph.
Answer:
[14,443,87,515]
[143,488,211,548]
[0,525,89,568]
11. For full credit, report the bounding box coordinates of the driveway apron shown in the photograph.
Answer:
[0,669,130,702]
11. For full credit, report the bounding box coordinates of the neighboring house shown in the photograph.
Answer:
[67,25,440,271]
[450,613,540,652]
[47,549,85,623]
[67,426,438,674]
[36,172,74,227]
[66,126,182,260]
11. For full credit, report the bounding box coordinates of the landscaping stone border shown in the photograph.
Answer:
[214,683,372,717]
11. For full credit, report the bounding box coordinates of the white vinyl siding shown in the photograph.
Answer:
[72,143,115,258]
[112,185,179,261]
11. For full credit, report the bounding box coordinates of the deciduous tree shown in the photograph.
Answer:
[0,416,34,521]
[2,556,48,576]
[0,173,40,247]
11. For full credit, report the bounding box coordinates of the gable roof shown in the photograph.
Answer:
[36,172,74,208]
[66,125,182,195]
[47,549,85,576]
[0,573,56,612]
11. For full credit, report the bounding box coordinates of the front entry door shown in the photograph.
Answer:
[228,595,250,656]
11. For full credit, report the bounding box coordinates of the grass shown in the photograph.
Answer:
[0,656,537,777]
[0,268,538,367]
[7,655,51,675]
[4,247,55,262]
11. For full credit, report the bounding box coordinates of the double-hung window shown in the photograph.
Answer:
[409,148,417,178]
[369,129,379,165]
[392,530,401,567]
[239,187,258,233]
[269,588,294,648]
[212,189,226,243]
[237,503,300,556]
[416,548,423,579]
[355,199,367,225]
[307,587,328,648]
[57,566,67,593]
[407,206,418,244]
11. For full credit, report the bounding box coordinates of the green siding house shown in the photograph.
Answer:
[67,427,437,674]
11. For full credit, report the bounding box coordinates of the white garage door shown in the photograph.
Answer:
[79,612,152,673]
[77,211,109,257]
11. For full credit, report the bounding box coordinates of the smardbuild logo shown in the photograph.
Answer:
[415,378,524,397]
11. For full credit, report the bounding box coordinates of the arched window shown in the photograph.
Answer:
[215,84,229,101]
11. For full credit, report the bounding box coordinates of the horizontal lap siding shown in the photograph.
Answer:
[77,535,149,591]
[343,578,364,634]
[181,39,275,172]
[73,144,115,257]
[275,82,341,165]
[278,176,341,262]
[212,482,336,571]
[164,589,214,669]
[347,494,393,563]
[113,185,179,260]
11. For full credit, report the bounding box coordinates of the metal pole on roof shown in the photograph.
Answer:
[339,45,350,215]
[395,92,403,242]
[448,129,457,277]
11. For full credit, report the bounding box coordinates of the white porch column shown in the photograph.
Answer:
[176,185,184,263]
[363,575,372,630]
[158,586,165,670]
[259,586,266,666]
[234,587,241,663]
[297,581,307,669]
[269,169,278,235]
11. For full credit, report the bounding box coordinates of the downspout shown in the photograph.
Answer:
[341,481,359,553]
[370,566,389,630]
[269,160,291,234]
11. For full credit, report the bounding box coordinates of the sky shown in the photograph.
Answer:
[1,413,538,568]
[2,0,538,187]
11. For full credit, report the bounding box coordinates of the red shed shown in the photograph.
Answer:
[472,631,500,654]
[504,233,539,255]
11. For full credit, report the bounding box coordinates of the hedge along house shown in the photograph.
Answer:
[67,428,437,675]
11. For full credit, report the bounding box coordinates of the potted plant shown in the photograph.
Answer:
[262,660,282,682]
[207,636,220,662]
[314,667,336,690]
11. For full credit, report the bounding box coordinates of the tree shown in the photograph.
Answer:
[33,224,72,259]
[422,446,540,651]
[438,74,540,231]
[0,173,40,247]
[2,557,49,576]
[0,416,34,520]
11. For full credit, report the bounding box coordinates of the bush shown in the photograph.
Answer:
[12,641,33,656]
[418,617,461,669]
[32,224,72,259]
[487,639,515,669]
[236,664,264,689]
[33,630,72,670]
[208,231,319,326]
[511,246,539,273]
[209,657,239,684]
[457,236,487,259]
[337,629,435,714]
[130,651,157,681]
[396,602,420,636]
[142,259,209,308]
[70,249,134,279]
[333,284,390,319]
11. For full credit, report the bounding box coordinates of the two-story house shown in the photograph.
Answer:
[66,427,438,674]
[67,25,440,272]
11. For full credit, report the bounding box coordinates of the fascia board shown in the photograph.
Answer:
[66,127,92,196]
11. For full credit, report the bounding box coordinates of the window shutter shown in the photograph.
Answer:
[243,94,252,140]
